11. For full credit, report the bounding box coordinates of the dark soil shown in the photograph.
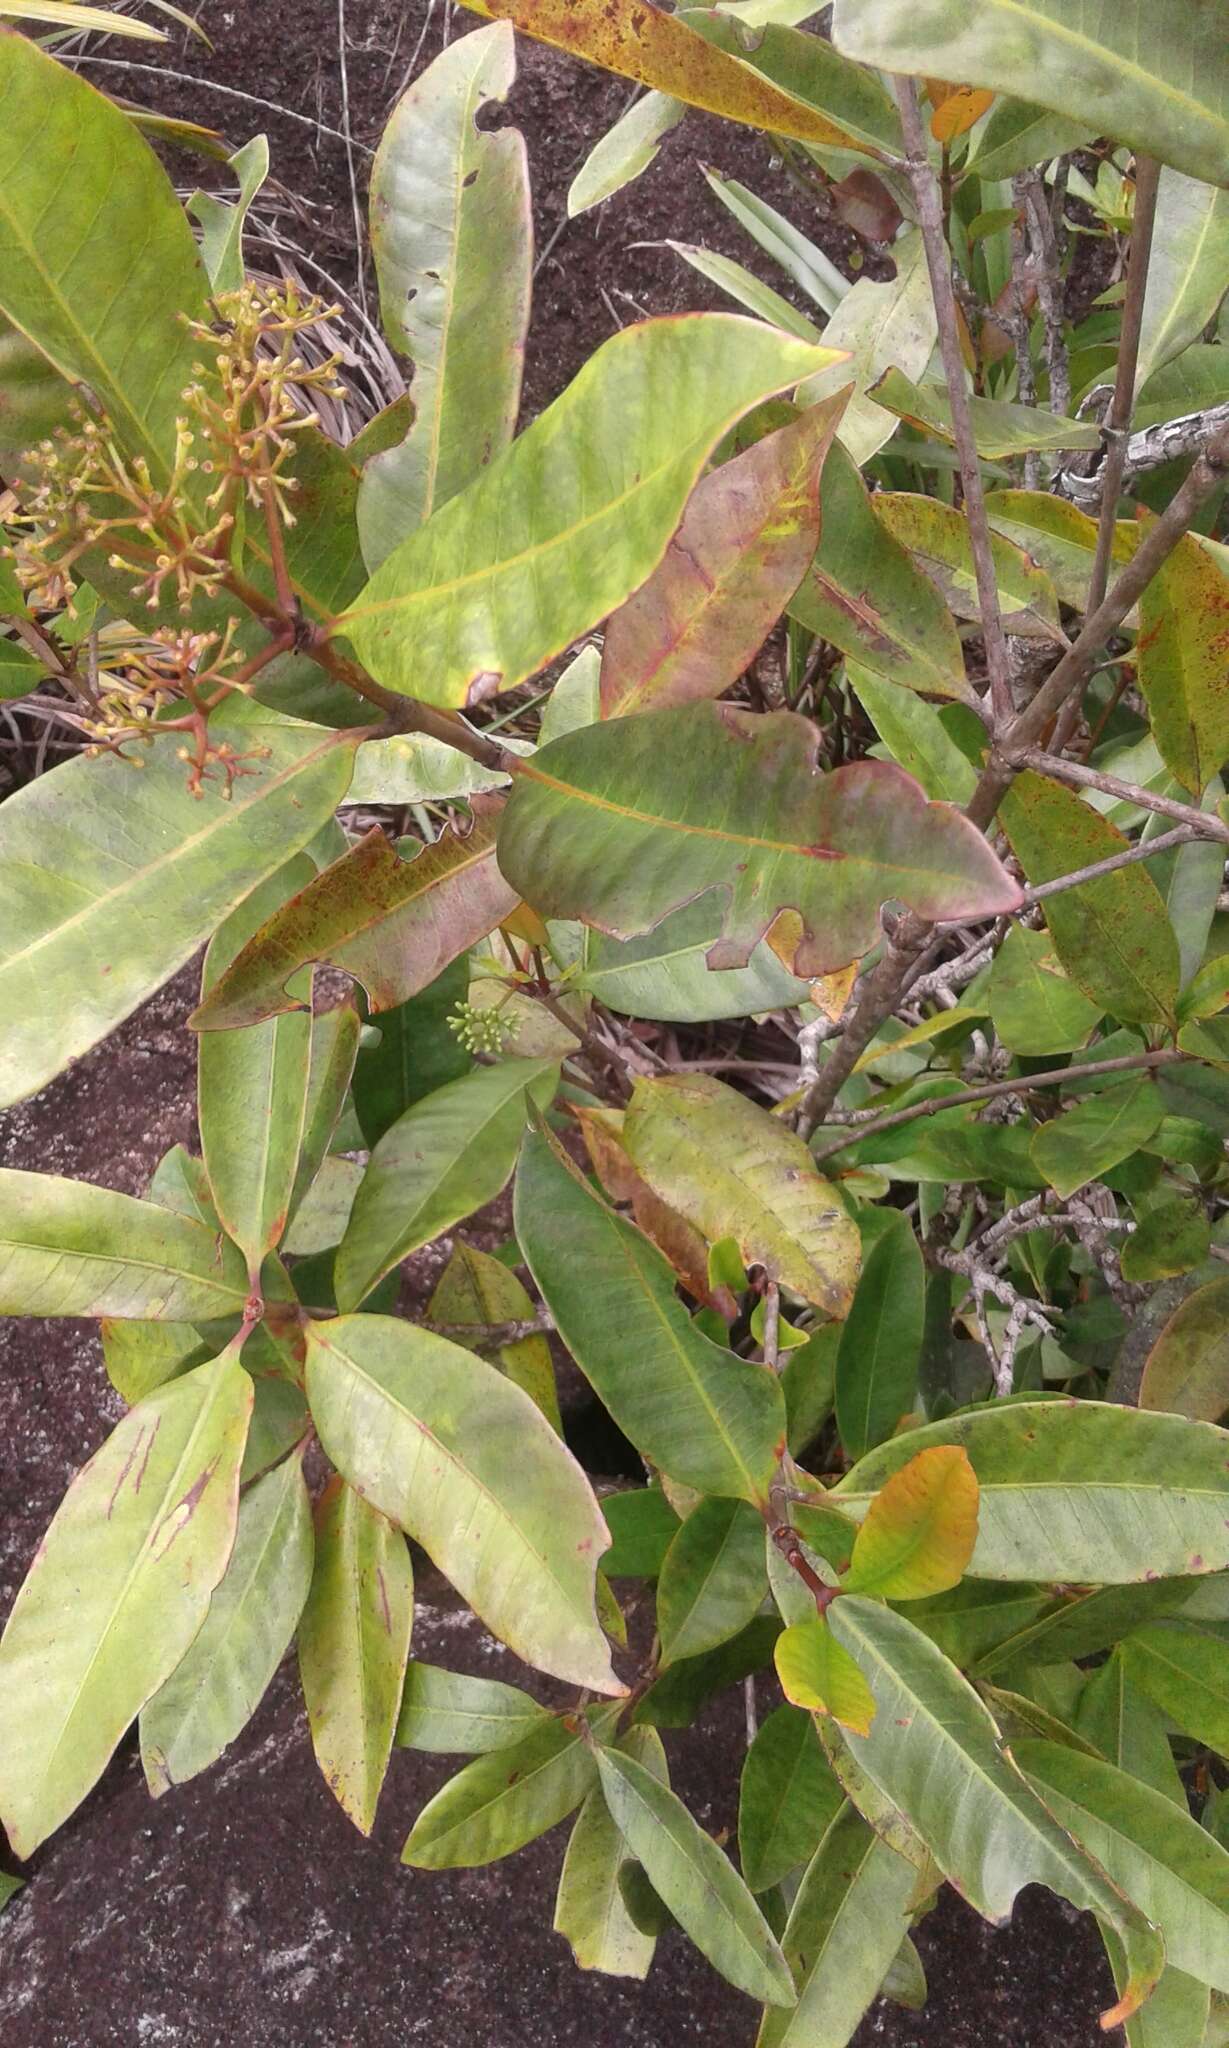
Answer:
[1,6,1116,2041]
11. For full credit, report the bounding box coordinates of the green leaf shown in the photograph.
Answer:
[599,394,847,719]
[1031,1077,1164,1199]
[304,1313,621,1694]
[403,1702,618,1868]
[702,171,849,317]
[1122,1194,1212,1285]
[789,441,969,700]
[191,805,516,1031]
[466,0,896,150]
[343,727,515,806]
[827,1601,1164,2026]
[0,1167,248,1319]
[975,1577,1202,1678]
[666,240,826,342]
[967,98,1094,182]
[0,636,42,701]
[288,997,362,1222]
[0,1346,251,1856]
[1017,1739,1229,1991]
[903,1580,1051,1668]
[681,9,903,159]
[297,1476,413,1835]
[832,0,1229,189]
[500,703,1019,980]
[797,231,936,466]
[843,1445,979,1600]
[1135,345,1229,430]
[783,1323,838,1457]
[1103,1934,1212,2048]
[187,133,269,295]
[515,1121,785,1504]
[334,1057,558,1309]
[358,24,531,568]
[848,662,978,806]
[636,1616,783,1730]
[999,772,1180,1036]
[1075,1648,1187,1804]
[872,492,1061,639]
[755,1804,917,2048]
[351,956,470,1146]
[775,1616,877,1736]
[1134,171,1229,395]
[396,1662,551,1754]
[594,1744,795,2006]
[577,898,811,1024]
[568,89,684,217]
[197,859,315,1279]
[1121,1621,1229,1760]
[600,1489,682,1579]
[835,1208,924,1460]
[836,1401,1229,1583]
[870,367,1101,459]
[554,1724,669,1979]
[0,714,357,1109]
[656,1496,769,1668]
[343,315,843,708]
[623,1073,859,1317]
[1139,1278,1229,1422]
[988,921,1102,1057]
[428,1239,561,1432]
[101,1317,212,1405]
[1138,535,1229,798]
[0,32,207,487]
[140,1445,313,1793]
[739,1704,843,1895]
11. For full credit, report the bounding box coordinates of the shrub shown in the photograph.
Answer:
[1,4,1228,2038]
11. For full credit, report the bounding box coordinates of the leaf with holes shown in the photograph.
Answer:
[498,703,1019,982]
[358,24,531,568]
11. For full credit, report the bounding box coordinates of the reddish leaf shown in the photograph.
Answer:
[600,393,848,720]
[191,798,516,1031]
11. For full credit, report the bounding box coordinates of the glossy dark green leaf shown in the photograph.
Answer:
[403,1703,618,1869]
[756,1803,917,2048]
[334,1057,559,1309]
[635,1617,782,1730]
[595,1745,795,2006]
[351,956,471,1147]
[656,1496,769,1668]
[836,1209,924,1461]
[515,1122,785,1504]
[600,1490,682,1579]
[395,1662,551,1754]
[739,1705,844,1895]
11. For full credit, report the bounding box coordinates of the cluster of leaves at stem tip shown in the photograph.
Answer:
[2,0,1229,2038]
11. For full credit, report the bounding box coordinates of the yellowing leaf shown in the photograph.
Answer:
[843,1446,979,1601]
[929,83,995,141]
[774,1614,877,1735]
[623,1072,860,1317]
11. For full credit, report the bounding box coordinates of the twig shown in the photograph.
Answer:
[811,1047,1185,1163]
[72,57,376,152]
[1019,170,1070,421]
[1056,401,1229,508]
[1020,824,1208,902]
[1086,157,1160,617]
[1013,749,1229,846]
[760,1282,782,1373]
[932,1243,1056,1395]
[895,78,1013,725]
